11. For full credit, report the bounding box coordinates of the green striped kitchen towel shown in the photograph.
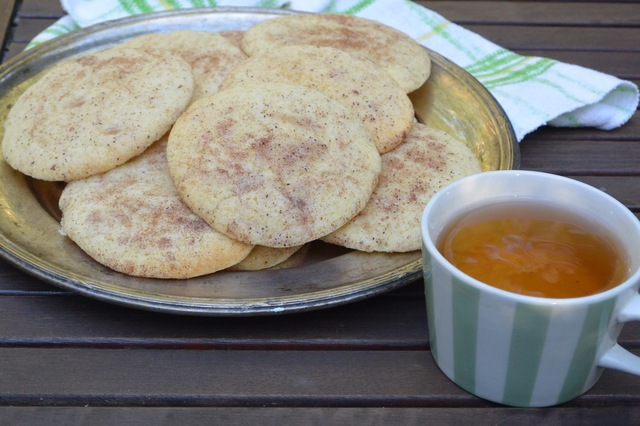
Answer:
[28,0,639,141]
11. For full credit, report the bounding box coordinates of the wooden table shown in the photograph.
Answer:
[1,1,639,424]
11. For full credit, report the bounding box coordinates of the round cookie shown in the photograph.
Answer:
[220,45,414,154]
[167,82,381,248]
[267,244,311,270]
[219,30,245,48]
[228,245,303,271]
[241,14,431,93]
[322,123,482,252]
[120,30,247,101]
[59,137,253,279]
[2,47,194,182]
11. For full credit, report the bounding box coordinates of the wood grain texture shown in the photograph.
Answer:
[0,292,428,348]
[422,1,640,26]
[0,0,639,422]
[1,406,639,426]
[1,348,639,407]
[0,0,17,62]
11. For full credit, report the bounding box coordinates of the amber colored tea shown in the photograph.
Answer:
[437,200,629,298]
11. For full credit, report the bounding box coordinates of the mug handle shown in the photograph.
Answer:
[599,292,640,375]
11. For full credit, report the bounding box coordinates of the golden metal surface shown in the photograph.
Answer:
[0,8,518,315]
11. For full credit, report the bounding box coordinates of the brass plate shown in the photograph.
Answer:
[0,8,519,315]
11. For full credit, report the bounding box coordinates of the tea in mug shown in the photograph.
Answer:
[437,199,629,298]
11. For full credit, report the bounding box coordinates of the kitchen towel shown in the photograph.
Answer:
[27,0,639,141]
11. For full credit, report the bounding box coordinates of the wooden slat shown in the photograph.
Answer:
[0,348,467,406]
[1,406,640,426]
[17,1,65,17]
[11,17,60,42]
[423,1,640,26]
[0,0,17,62]
[0,291,428,349]
[5,42,27,61]
[0,260,64,293]
[1,348,639,407]
[519,140,640,175]
[462,25,640,51]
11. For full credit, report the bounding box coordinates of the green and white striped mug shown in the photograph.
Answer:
[421,170,640,407]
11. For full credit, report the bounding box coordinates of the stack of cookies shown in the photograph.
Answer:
[1,14,481,279]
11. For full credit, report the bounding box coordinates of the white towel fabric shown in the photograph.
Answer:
[26,0,638,141]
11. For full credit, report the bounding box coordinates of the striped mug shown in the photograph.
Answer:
[420,170,640,407]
